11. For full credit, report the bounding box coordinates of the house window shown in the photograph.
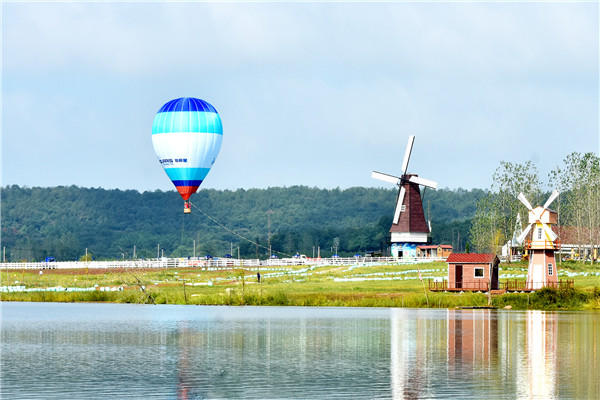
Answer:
[474,268,484,278]
[548,263,553,276]
[537,228,543,240]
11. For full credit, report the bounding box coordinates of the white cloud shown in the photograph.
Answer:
[2,2,598,191]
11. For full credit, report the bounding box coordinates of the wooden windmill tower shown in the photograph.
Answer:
[516,190,560,289]
[372,135,437,258]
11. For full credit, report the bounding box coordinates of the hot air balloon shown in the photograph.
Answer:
[152,97,223,213]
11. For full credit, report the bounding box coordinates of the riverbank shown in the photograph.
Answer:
[2,261,599,310]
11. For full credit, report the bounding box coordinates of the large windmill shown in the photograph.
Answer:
[372,135,437,258]
[516,190,560,289]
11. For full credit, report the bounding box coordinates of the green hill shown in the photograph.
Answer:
[0,185,485,261]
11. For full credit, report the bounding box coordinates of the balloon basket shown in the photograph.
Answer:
[184,201,191,214]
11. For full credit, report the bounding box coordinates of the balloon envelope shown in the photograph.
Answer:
[152,97,223,200]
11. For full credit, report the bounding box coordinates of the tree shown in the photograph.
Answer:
[470,161,541,255]
[549,152,600,263]
[79,252,93,262]
[470,194,500,253]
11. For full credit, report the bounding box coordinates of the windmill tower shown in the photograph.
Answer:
[516,190,560,290]
[372,135,437,258]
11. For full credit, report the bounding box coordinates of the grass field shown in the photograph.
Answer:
[2,260,599,310]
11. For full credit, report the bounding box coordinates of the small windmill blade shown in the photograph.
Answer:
[517,223,533,244]
[543,190,559,210]
[517,192,533,211]
[372,171,401,185]
[408,175,438,189]
[400,135,415,173]
[393,186,406,224]
[541,222,558,242]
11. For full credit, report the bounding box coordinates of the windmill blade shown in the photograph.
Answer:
[517,223,533,244]
[372,171,401,185]
[541,222,558,242]
[400,135,415,174]
[517,192,533,211]
[543,190,559,210]
[408,175,438,189]
[393,186,406,224]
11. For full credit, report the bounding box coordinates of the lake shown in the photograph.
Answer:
[1,303,598,399]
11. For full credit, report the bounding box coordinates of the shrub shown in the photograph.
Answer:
[530,286,589,309]
[493,293,530,309]
[268,291,288,306]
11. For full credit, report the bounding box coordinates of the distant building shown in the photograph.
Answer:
[416,245,453,259]
[446,253,500,291]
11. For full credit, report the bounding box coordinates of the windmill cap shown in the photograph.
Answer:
[529,206,558,224]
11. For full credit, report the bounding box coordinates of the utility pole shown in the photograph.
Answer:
[133,245,136,259]
[193,240,196,258]
[157,244,160,259]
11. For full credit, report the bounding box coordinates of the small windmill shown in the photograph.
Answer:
[516,190,560,289]
[504,213,524,258]
[512,213,524,245]
[372,135,437,257]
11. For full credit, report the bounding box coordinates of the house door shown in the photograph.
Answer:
[491,264,499,290]
[455,265,463,289]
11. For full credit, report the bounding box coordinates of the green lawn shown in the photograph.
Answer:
[1,260,599,310]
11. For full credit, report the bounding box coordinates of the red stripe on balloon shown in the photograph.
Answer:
[176,186,200,200]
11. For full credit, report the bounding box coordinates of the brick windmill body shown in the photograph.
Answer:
[516,191,560,289]
[372,136,437,258]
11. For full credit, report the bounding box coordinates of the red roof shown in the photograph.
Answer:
[446,253,497,264]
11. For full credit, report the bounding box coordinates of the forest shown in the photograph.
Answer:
[0,185,484,261]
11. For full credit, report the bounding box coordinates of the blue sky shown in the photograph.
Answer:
[2,1,598,192]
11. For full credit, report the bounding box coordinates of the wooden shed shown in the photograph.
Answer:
[446,253,500,291]
[417,245,453,259]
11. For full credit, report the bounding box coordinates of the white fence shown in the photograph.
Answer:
[0,256,446,271]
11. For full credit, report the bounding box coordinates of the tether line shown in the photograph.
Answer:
[181,210,186,245]
[189,201,291,258]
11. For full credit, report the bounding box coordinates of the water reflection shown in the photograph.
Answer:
[447,309,498,373]
[516,310,557,399]
[389,308,599,399]
[170,313,392,399]
[390,309,445,399]
[1,303,598,399]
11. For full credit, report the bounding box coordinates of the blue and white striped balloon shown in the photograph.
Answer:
[152,97,223,210]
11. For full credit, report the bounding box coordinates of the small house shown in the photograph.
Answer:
[417,245,453,259]
[446,253,500,291]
